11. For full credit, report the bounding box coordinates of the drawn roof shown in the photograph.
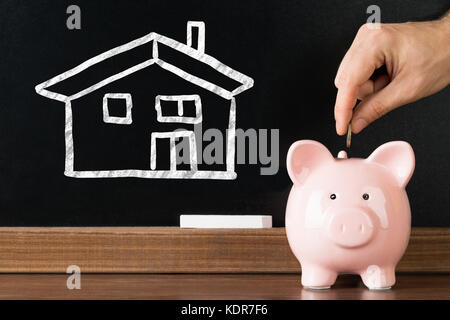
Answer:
[35,29,254,103]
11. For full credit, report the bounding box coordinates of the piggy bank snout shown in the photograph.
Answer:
[326,209,375,248]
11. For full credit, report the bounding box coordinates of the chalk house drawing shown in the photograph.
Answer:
[35,21,254,180]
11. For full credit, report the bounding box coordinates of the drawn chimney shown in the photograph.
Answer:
[187,21,205,53]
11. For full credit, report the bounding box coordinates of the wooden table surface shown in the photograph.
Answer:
[0,273,448,300]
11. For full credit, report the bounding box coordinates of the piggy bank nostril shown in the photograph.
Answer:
[360,224,364,233]
[340,224,346,233]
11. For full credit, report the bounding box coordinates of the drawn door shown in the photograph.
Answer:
[150,131,198,172]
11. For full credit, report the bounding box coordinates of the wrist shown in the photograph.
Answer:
[435,13,450,84]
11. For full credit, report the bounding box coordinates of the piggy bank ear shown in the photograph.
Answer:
[367,141,415,188]
[287,140,334,185]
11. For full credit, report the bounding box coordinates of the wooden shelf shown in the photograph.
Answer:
[0,227,448,273]
[0,273,448,300]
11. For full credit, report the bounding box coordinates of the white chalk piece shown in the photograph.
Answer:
[180,215,272,228]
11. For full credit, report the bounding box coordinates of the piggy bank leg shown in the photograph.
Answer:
[301,264,338,289]
[360,265,396,290]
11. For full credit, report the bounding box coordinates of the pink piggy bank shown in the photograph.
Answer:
[285,140,415,290]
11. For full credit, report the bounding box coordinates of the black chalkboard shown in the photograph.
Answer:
[0,0,449,226]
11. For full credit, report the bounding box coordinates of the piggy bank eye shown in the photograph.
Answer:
[330,194,337,200]
[362,193,370,200]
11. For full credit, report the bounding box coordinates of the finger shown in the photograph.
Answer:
[334,30,386,135]
[357,79,375,100]
[334,86,357,135]
[351,80,406,133]
[357,73,390,99]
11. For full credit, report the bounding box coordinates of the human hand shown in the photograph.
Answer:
[334,14,450,135]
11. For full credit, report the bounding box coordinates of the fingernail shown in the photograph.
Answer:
[352,118,368,133]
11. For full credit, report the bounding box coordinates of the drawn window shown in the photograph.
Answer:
[103,93,133,125]
[155,95,202,124]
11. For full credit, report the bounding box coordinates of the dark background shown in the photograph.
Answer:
[0,0,448,226]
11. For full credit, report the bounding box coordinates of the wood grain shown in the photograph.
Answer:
[0,227,448,273]
[0,273,448,300]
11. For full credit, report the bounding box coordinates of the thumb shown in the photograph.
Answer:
[351,80,407,133]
